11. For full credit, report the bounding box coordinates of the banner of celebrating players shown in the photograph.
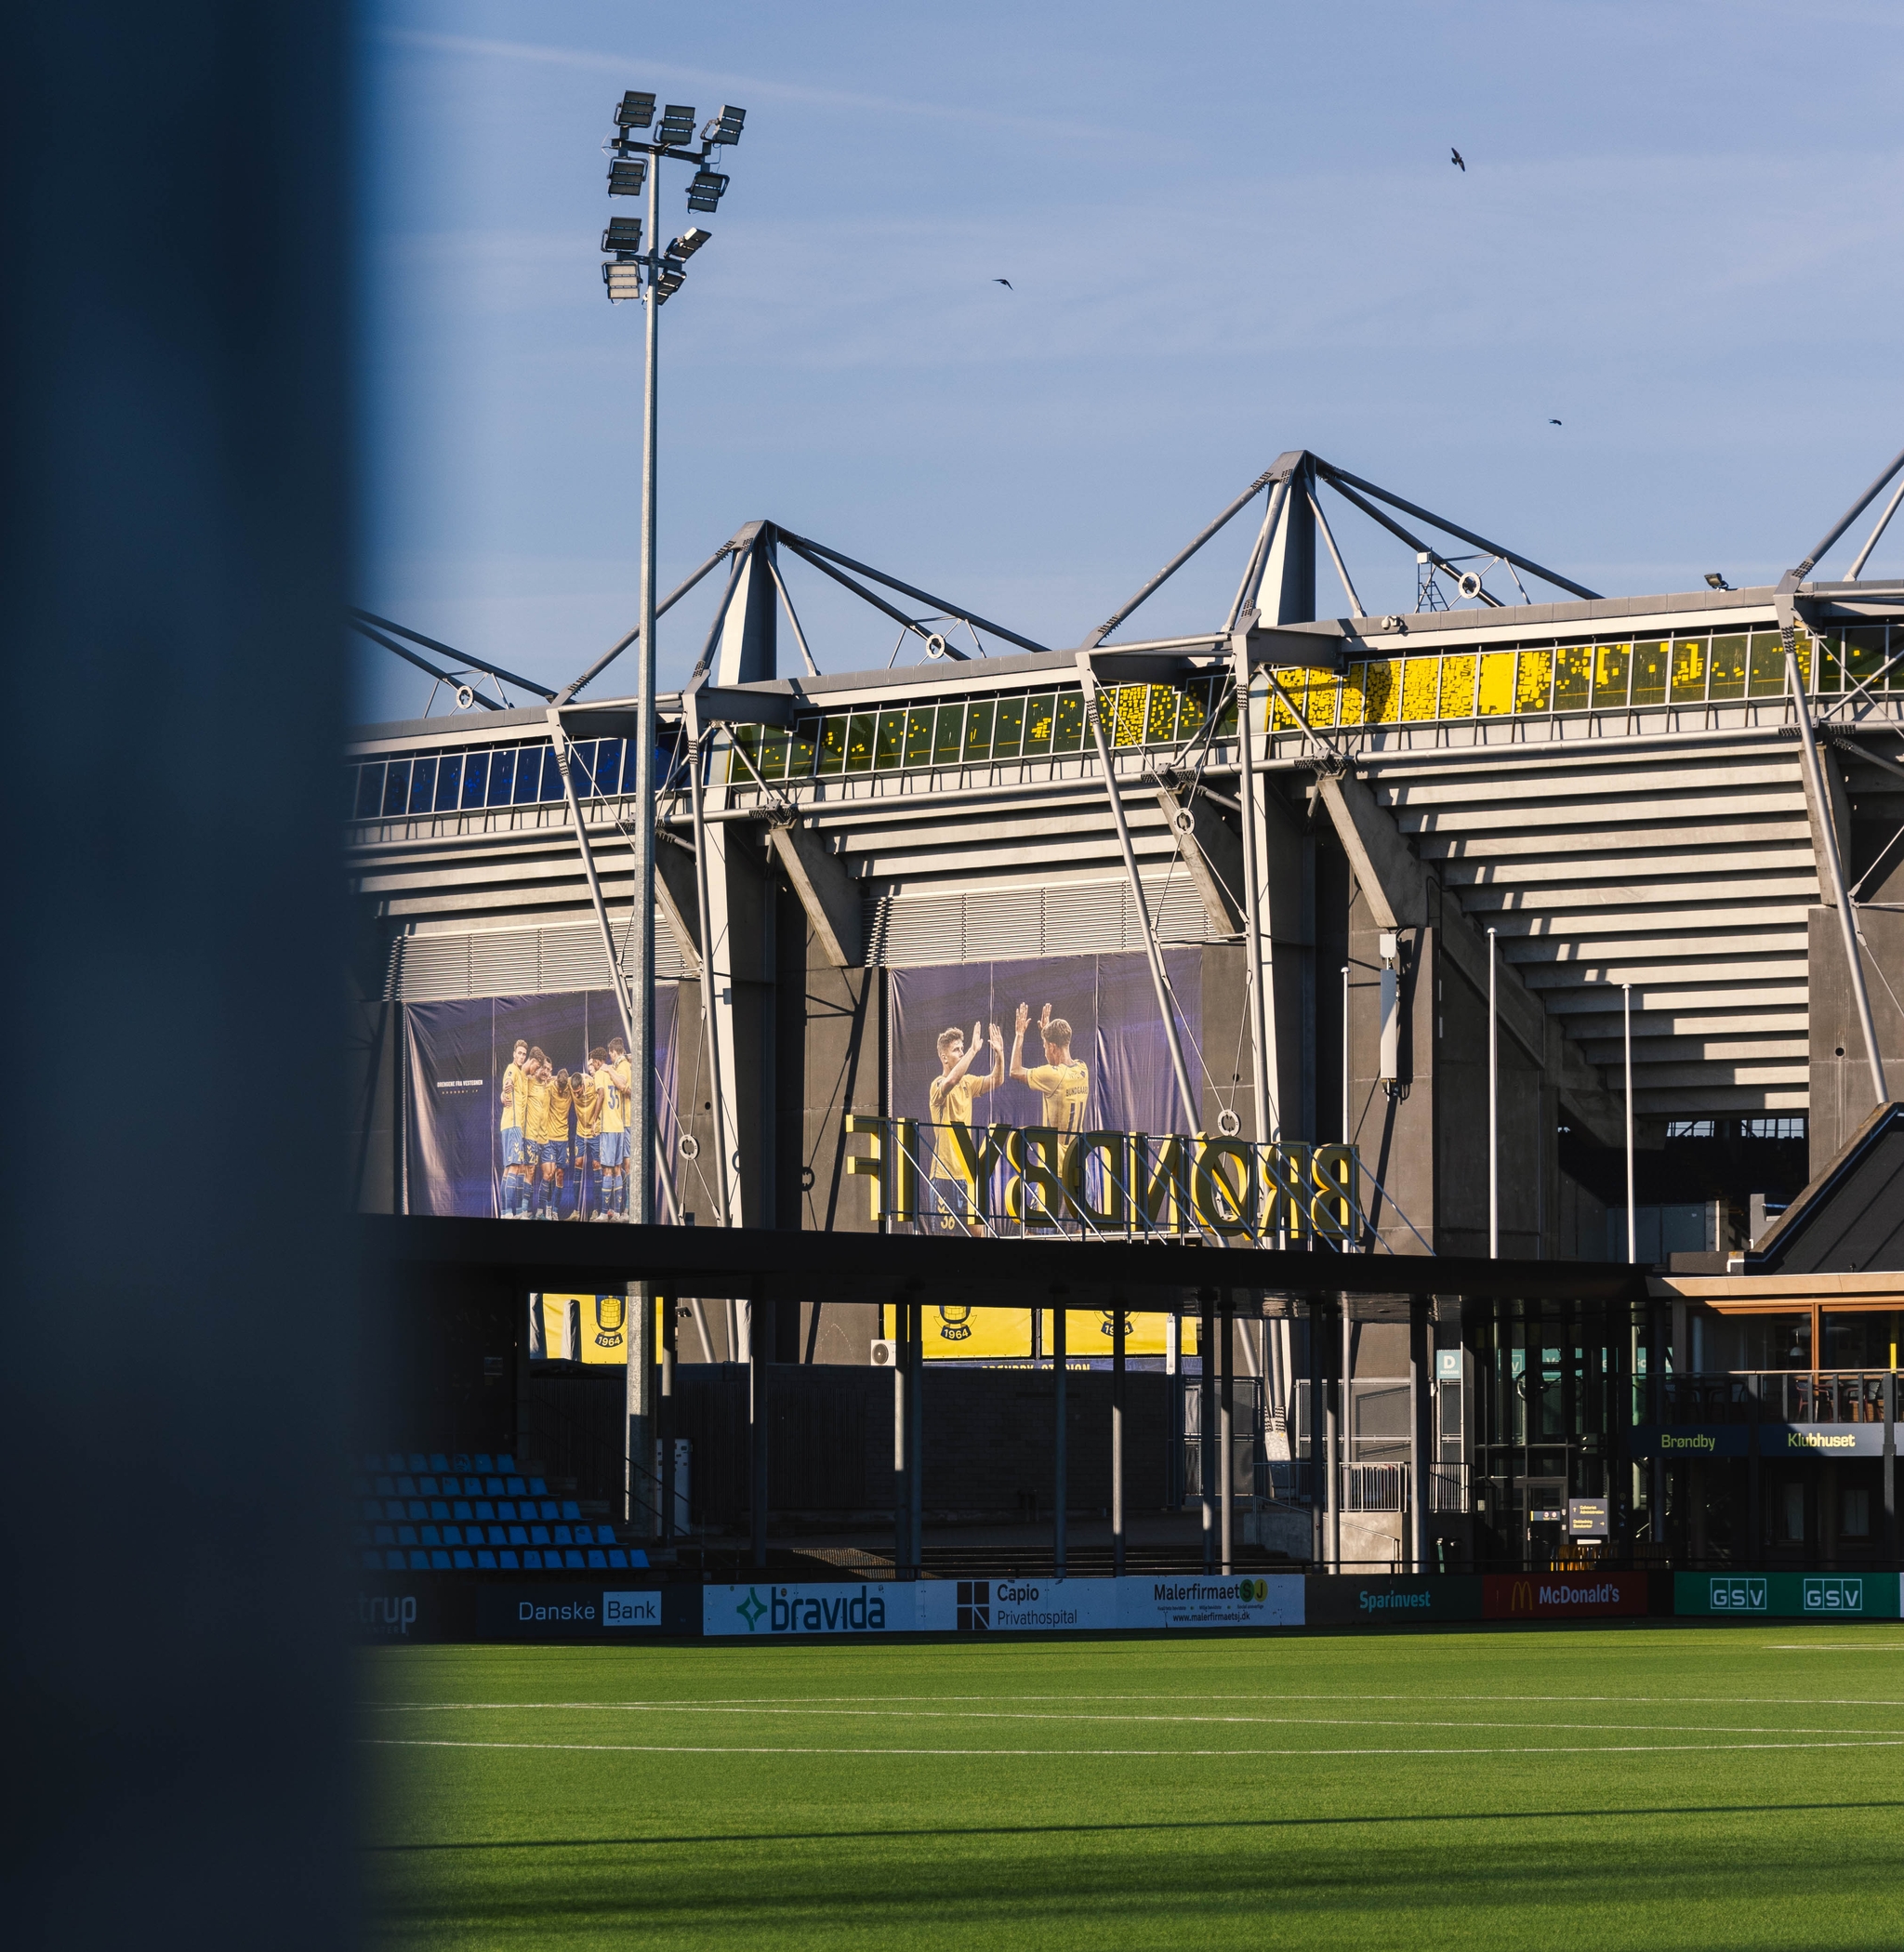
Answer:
[403,988,679,1220]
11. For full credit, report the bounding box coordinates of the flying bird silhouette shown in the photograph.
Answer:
[1450,148,1465,171]
[992,278,1013,289]
[1549,417,1563,426]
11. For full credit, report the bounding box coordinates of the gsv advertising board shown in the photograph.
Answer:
[1674,1573,1904,1619]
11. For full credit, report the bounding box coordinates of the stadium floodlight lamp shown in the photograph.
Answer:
[1705,571,1732,589]
[686,169,730,212]
[653,256,686,303]
[602,261,643,302]
[705,105,746,145]
[602,217,643,258]
[657,102,698,147]
[615,90,657,130]
[669,227,712,260]
[608,158,647,197]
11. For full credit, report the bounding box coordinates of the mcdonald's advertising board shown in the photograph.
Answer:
[1481,1573,1650,1620]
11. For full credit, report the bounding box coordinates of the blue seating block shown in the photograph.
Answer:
[453,1501,472,1521]
[362,1550,382,1570]
[473,1453,494,1472]
[430,1500,450,1520]
[453,1453,471,1471]
[384,1550,404,1570]
[508,1525,528,1546]
[496,1454,515,1472]
[626,1549,649,1569]
[530,1525,550,1546]
[483,1476,504,1495]
[374,1476,394,1497]
[441,1525,461,1546]
[398,1525,417,1546]
[563,1550,585,1569]
[418,1476,440,1496]
[429,1453,449,1472]
[476,1550,496,1569]
[606,1549,628,1569]
[522,1550,543,1569]
[561,1500,581,1521]
[474,1501,495,1521]
[453,1550,473,1569]
[385,1453,404,1473]
[505,1477,526,1496]
[586,1550,606,1569]
[595,1524,617,1545]
[408,1550,429,1569]
[406,1454,427,1472]
[430,1550,450,1569]
[552,1524,572,1546]
[397,1476,416,1497]
[528,1477,548,1496]
[498,1550,519,1569]
[375,1525,393,1546]
[407,1500,427,1520]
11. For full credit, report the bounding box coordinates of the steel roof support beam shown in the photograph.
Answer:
[765,548,821,678]
[1778,598,1888,1110]
[1308,484,1366,618]
[766,811,862,969]
[1228,630,1279,1145]
[1317,465,1600,601]
[1225,478,1291,634]
[1790,442,1904,583]
[1317,476,1502,608]
[350,609,556,700]
[1078,654,1201,1135]
[1086,472,1278,650]
[682,701,735,1226]
[775,534,969,659]
[350,618,504,707]
[553,542,735,706]
[1847,473,1904,580]
[777,527,1043,655]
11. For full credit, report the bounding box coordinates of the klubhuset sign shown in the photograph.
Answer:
[843,1114,1360,1241]
[1632,1423,1888,1458]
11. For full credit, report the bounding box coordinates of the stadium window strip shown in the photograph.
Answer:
[345,738,641,817]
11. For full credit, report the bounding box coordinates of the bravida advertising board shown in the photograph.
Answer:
[1481,1574,1651,1620]
[704,1576,1306,1637]
[1673,1573,1904,1619]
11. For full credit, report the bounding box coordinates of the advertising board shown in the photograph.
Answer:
[1630,1423,1891,1458]
[704,1576,1305,1636]
[1481,1574,1650,1619]
[1673,1573,1904,1619]
[1304,1576,1483,1625]
[476,1582,687,1639]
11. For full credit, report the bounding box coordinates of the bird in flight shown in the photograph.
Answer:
[1549,417,1563,426]
[992,277,1013,289]
[1450,147,1465,171]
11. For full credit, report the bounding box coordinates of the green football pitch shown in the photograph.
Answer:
[364,1624,1904,1950]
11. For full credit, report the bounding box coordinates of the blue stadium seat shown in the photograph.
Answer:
[418,1476,440,1496]
[530,1525,550,1546]
[561,1501,581,1521]
[540,1500,559,1520]
[453,1501,471,1521]
[586,1550,606,1569]
[606,1549,628,1569]
[407,1500,428,1520]
[595,1525,617,1545]
[352,1526,370,1547]
[483,1476,504,1496]
[441,1525,461,1546]
[407,1454,427,1472]
[562,1550,585,1569]
[385,1453,404,1473]
[385,1550,405,1570]
[496,1454,515,1472]
[430,1500,449,1520]
[421,1525,441,1546]
[429,1453,449,1473]
[496,1501,517,1522]
[476,1550,496,1569]
[398,1525,417,1546]
[528,1477,548,1496]
[505,1477,526,1496]
[359,1500,379,1521]
[522,1550,543,1569]
[453,1550,473,1569]
[498,1550,519,1569]
[474,1500,495,1521]
[375,1476,394,1497]
[363,1550,382,1570]
[408,1550,429,1569]
[508,1525,528,1546]
[552,1524,572,1546]
[626,1549,649,1569]
[352,1477,370,1497]
[453,1453,471,1472]
[384,1500,405,1521]
[375,1525,393,1546]
[397,1476,416,1497]
[473,1453,494,1472]
[486,1525,507,1546]
[430,1550,450,1569]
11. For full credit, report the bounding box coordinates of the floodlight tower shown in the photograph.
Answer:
[598,91,745,1225]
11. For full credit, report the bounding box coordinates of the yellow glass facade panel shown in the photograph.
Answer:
[1476,651,1515,715]
[1176,682,1209,741]
[1669,637,1708,703]
[1270,668,1304,731]
[1746,631,1787,698]
[1631,640,1669,707]
[1144,684,1180,744]
[1111,684,1147,747]
[1708,634,1748,702]
[1554,643,1593,711]
[1338,665,1368,726]
[1400,658,1439,721]
[1303,672,1340,729]
[1365,660,1401,723]
[1593,642,1631,708]
[1438,653,1477,719]
[1514,649,1553,713]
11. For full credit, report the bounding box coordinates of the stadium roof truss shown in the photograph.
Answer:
[349,448,1904,1210]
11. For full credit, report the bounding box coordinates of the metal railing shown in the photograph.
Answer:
[1657,1369,1897,1426]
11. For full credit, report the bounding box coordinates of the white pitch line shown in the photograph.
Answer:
[367,1735,1904,1761]
[366,1703,1899,1737]
[369,1690,1904,1710]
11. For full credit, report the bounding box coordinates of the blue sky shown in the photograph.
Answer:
[356,1,1904,722]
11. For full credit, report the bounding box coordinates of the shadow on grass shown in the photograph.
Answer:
[366,1797,1904,1853]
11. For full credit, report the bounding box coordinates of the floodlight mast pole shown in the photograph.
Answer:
[632,149,661,1229]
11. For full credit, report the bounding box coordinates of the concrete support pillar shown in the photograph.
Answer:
[747,1289,768,1569]
[892,1303,911,1575]
[1409,1299,1431,1575]
[659,1290,676,1542]
[1199,1291,1217,1574]
[908,1300,923,1577]
[1220,1295,1235,1576]
[626,1281,655,1536]
[1053,1301,1068,1577]
[1112,1304,1127,1576]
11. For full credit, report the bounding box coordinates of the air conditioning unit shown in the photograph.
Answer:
[870,1339,898,1367]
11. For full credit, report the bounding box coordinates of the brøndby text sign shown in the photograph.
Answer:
[843,1114,1361,1242]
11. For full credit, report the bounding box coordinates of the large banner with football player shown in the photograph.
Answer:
[403,987,679,1220]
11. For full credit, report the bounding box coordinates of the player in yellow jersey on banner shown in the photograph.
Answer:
[607,1035,636,1219]
[498,1037,532,1218]
[926,1019,1002,1229]
[570,1055,604,1220]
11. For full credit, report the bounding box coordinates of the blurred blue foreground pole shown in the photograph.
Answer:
[0,6,356,1947]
